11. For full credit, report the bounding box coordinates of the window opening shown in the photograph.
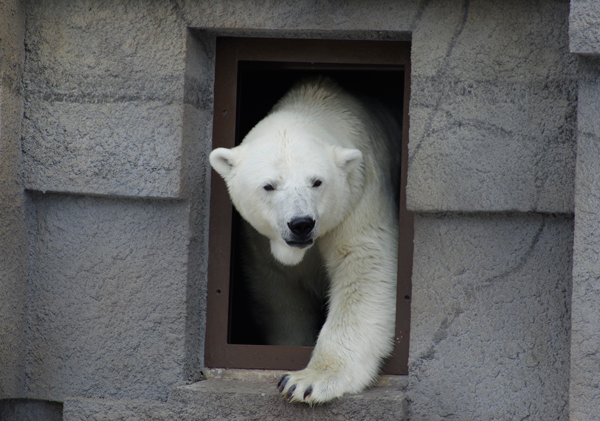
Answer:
[229,63,404,345]
[205,37,413,374]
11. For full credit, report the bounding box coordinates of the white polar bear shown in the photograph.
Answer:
[209,77,400,404]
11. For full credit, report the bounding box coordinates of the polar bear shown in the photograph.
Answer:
[209,76,400,404]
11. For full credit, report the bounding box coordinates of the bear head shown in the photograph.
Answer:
[209,113,363,266]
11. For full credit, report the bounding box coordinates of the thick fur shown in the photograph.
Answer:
[209,77,400,404]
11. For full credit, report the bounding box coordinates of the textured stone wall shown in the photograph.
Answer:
[21,1,189,198]
[16,0,212,403]
[407,0,577,212]
[20,0,578,213]
[0,0,28,400]
[26,194,191,401]
[570,56,600,421]
[0,0,581,419]
[570,2,600,419]
[409,213,572,419]
[570,0,600,54]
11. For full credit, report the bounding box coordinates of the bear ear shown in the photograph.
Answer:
[209,148,237,178]
[336,147,363,174]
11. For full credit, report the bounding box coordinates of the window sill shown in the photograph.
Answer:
[64,377,408,420]
[172,378,408,420]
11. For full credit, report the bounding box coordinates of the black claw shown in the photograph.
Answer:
[303,385,313,399]
[286,384,296,400]
[278,374,290,393]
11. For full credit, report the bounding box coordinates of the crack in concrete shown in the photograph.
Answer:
[408,0,471,167]
[411,217,547,371]
[477,218,546,288]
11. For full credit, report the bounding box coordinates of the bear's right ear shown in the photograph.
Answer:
[336,147,363,174]
[209,148,237,178]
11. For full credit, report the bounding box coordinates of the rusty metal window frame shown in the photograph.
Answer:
[205,37,413,374]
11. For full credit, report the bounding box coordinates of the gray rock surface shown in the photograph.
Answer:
[21,0,187,198]
[570,0,600,54]
[18,0,578,212]
[0,0,28,400]
[0,0,588,419]
[408,213,572,420]
[570,56,600,421]
[26,194,191,401]
[407,0,577,212]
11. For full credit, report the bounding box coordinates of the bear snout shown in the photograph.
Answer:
[286,217,316,248]
[288,217,315,237]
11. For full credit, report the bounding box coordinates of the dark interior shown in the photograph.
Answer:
[227,62,405,345]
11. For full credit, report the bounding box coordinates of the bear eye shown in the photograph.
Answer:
[312,180,322,188]
[263,184,275,191]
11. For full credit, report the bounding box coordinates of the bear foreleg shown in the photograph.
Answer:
[277,223,398,404]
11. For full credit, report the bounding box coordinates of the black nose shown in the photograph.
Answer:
[288,217,315,238]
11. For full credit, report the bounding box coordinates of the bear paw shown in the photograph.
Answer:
[277,369,352,405]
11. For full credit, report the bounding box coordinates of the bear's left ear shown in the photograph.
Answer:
[335,147,363,174]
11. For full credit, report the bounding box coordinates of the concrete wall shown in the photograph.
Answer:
[570,2,600,420]
[21,1,186,198]
[0,0,587,419]
[407,0,576,213]
[0,0,28,400]
[410,213,572,419]
[570,0,600,55]
[570,57,600,420]
[17,0,211,402]
[26,194,191,400]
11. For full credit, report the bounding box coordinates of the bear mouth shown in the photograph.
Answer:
[285,239,314,249]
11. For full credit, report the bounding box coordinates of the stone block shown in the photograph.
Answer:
[22,101,183,197]
[21,0,188,198]
[0,0,28,399]
[407,0,577,212]
[26,193,191,401]
[570,0,600,54]
[22,1,185,104]
[408,213,572,420]
[570,56,600,421]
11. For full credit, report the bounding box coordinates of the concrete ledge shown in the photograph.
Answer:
[63,379,408,420]
[201,368,409,388]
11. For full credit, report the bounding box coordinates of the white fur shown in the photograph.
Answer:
[209,77,401,404]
